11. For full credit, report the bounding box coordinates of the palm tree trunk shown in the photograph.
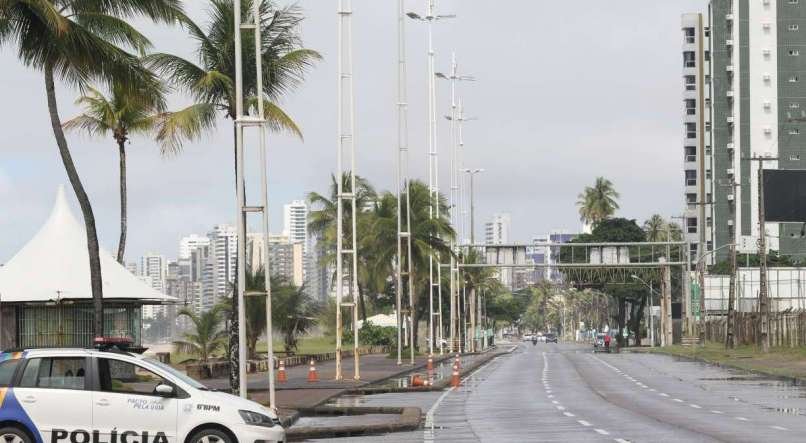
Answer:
[45,63,104,338]
[116,139,127,264]
[229,123,240,394]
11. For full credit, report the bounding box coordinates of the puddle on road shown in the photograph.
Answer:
[370,360,454,389]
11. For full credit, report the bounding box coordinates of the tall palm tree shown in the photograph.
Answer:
[577,177,620,227]
[308,173,377,320]
[63,83,210,264]
[174,306,228,364]
[1,0,185,337]
[643,214,667,242]
[272,280,319,354]
[146,0,321,144]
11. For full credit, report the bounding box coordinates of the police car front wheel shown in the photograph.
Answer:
[0,427,32,443]
[190,428,233,443]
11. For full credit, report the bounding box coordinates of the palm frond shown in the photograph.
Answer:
[152,103,218,156]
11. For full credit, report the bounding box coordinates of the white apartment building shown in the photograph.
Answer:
[204,224,237,310]
[485,213,512,245]
[283,200,309,250]
[179,234,211,260]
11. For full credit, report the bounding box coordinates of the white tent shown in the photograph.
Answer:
[357,312,398,329]
[0,186,173,304]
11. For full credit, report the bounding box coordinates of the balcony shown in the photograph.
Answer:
[726,168,735,175]
[727,115,735,123]
[686,108,697,116]
[686,179,697,187]
[726,65,735,72]
[685,154,697,163]
[685,36,696,44]
[685,61,696,68]
[727,142,735,150]
[726,39,734,46]
[727,89,734,98]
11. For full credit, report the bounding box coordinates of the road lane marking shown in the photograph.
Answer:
[770,426,788,431]
[556,406,566,411]
[551,400,559,404]
[547,394,554,398]
[659,393,669,397]
[614,439,631,443]
[673,398,684,403]
[595,429,610,435]
[563,412,575,417]
[735,417,749,421]
[578,420,592,427]
[711,410,723,414]
[689,404,702,409]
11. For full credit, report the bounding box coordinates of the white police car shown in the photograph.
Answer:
[0,345,285,443]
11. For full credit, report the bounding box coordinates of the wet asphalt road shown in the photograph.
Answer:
[307,342,806,442]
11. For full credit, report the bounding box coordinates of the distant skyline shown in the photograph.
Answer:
[0,0,706,262]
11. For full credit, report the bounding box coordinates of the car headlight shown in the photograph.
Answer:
[239,410,282,427]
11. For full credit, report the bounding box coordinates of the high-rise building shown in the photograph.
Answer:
[283,200,309,250]
[681,12,714,265]
[246,233,305,287]
[485,213,512,245]
[205,224,237,310]
[685,1,806,262]
[179,234,210,260]
[125,262,139,276]
[140,253,166,294]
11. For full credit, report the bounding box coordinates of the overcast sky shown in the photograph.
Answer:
[0,0,706,263]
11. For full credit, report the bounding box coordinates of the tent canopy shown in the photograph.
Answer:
[0,186,173,304]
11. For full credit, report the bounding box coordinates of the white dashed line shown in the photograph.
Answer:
[659,393,669,397]
[711,410,724,414]
[547,395,554,399]
[595,429,610,435]
[673,398,684,403]
[735,417,749,422]
[690,404,702,409]
[551,400,559,405]
[556,406,566,411]
[578,420,592,427]
[614,439,631,443]
[770,425,788,431]
[563,412,575,417]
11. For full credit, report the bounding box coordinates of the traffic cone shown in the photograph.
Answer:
[427,354,434,372]
[454,354,461,370]
[411,374,424,387]
[307,359,318,383]
[450,364,460,387]
[277,360,287,384]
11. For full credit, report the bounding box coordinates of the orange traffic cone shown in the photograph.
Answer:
[411,374,424,387]
[277,360,287,383]
[307,359,318,383]
[451,364,460,387]
[454,354,461,370]
[427,354,434,372]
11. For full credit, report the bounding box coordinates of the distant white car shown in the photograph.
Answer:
[0,343,285,443]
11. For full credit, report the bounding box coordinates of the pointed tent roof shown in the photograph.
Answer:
[0,186,173,303]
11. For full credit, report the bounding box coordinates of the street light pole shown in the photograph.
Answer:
[461,169,484,244]
[631,275,658,347]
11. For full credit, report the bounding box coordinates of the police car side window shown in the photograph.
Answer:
[0,359,20,387]
[98,358,168,396]
[19,358,86,390]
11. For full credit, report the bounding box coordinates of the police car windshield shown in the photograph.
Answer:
[144,358,208,390]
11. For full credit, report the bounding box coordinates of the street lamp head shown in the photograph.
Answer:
[435,72,448,80]
[630,275,639,280]
[406,12,423,20]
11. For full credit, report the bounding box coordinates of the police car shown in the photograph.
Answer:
[0,341,285,443]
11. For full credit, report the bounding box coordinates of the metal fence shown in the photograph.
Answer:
[705,311,806,347]
[17,305,142,348]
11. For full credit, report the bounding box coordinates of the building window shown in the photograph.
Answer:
[684,27,696,44]
[685,75,697,91]
[686,122,697,139]
[684,51,696,68]
[706,169,712,180]
[790,75,800,83]
[705,27,711,37]
[789,0,799,4]
[707,217,713,227]
[706,121,712,132]
[707,193,712,203]
[789,24,800,31]
[705,74,712,85]
[687,218,698,234]
[685,146,697,162]
[790,128,801,135]
[707,241,714,251]
[686,193,697,207]
[685,98,697,115]
[686,170,697,186]
[791,102,801,109]
[705,50,711,62]
[790,49,801,56]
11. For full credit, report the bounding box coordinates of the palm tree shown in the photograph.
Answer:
[577,177,620,227]
[643,214,667,242]
[174,306,228,364]
[1,0,185,337]
[146,0,321,145]
[63,83,209,264]
[308,173,377,320]
[272,280,320,354]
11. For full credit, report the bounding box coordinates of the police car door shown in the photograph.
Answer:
[12,356,93,443]
[93,357,178,443]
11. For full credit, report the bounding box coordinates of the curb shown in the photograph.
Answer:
[286,406,422,441]
[638,348,806,387]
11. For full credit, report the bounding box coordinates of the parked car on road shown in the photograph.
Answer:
[545,333,558,344]
[0,340,285,443]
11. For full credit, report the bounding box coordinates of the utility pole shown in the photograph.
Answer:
[462,169,484,244]
[756,158,770,353]
[233,0,276,406]
[396,0,415,366]
[336,0,360,380]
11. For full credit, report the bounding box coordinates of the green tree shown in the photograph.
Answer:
[272,280,320,354]
[174,306,228,364]
[63,83,210,264]
[577,177,620,227]
[1,0,185,337]
[308,173,378,320]
[147,0,321,142]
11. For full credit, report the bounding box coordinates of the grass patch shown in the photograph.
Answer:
[257,336,338,355]
[648,342,806,381]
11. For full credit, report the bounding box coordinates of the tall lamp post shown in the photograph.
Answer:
[461,169,484,244]
[693,243,736,345]
[408,2,454,357]
[631,275,658,347]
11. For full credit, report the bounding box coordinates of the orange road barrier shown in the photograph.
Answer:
[451,364,460,387]
[277,360,288,383]
[307,359,318,383]
[427,354,434,372]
